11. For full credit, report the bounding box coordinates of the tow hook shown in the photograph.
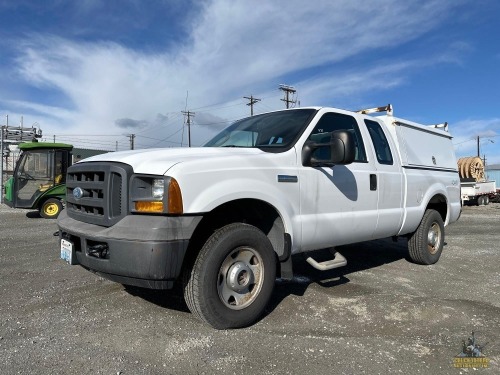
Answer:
[88,244,109,258]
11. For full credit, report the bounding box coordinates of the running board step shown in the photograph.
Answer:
[306,251,347,271]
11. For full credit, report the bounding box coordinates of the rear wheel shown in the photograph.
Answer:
[484,195,490,205]
[40,198,63,219]
[183,223,276,329]
[408,209,444,265]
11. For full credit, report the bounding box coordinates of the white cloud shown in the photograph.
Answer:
[6,0,471,150]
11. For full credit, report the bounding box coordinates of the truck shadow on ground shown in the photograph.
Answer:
[123,284,190,313]
[124,237,411,319]
[264,238,410,315]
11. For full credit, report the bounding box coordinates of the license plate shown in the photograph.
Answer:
[60,239,76,265]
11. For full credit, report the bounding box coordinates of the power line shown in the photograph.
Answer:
[44,134,122,137]
[44,137,128,148]
[136,112,183,135]
[148,126,184,148]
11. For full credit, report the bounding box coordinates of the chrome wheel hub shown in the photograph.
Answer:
[427,222,441,254]
[217,247,264,310]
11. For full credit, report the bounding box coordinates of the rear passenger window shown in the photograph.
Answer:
[364,120,393,165]
[308,113,367,162]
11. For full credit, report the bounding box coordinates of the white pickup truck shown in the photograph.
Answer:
[58,105,461,329]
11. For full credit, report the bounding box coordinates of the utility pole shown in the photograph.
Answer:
[477,136,494,163]
[128,134,135,150]
[1,116,7,204]
[279,84,297,109]
[243,95,261,116]
[181,110,195,147]
[0,125,4,204]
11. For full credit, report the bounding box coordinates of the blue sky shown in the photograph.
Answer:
[1,0,499,164]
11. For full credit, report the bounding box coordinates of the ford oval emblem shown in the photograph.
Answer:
[73,187,84,200]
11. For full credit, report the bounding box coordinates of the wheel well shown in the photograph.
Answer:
[182,199,285,270]
[427,194,447,222]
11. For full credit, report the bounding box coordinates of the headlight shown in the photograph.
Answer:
[130,175,183,214]
[152,178,164,199]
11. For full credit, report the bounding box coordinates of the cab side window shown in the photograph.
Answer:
[364,120,393,165]
[307,112,367,162]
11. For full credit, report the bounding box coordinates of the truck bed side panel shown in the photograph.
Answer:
[377,117,461,233]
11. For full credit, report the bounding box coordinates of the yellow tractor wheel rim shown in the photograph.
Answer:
[44,202,59,216]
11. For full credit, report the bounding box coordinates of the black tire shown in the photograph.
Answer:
[408,209,444,265]
[484,195,490,205]
[183,223,276,329]
[40,198,63,219]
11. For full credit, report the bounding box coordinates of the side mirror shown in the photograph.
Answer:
[302,130,356,167]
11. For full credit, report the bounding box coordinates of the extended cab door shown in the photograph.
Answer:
[364,119,404,238]
[298,110,379,250]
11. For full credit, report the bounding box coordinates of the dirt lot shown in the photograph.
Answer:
[0,203,499,374]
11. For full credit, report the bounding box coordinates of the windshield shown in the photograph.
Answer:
[204,109,317,150]
[18,150,51,179]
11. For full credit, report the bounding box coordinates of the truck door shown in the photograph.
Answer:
[364,119,404,238]
[299,111,379,250]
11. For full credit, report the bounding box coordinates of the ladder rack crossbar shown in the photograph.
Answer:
[355,104,393,116]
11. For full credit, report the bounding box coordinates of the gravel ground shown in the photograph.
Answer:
[0,203,499,374]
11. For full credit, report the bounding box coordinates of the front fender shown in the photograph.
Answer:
[33,184,66,207]
[181,176,301,247]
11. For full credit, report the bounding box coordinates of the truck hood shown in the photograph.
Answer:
[78,147,267,175]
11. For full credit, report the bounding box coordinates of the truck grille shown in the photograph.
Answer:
[65,162,132,227]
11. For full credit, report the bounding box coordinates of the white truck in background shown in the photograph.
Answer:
[457,156,497,205]
[460,180,496,205]
[58,104,461,329]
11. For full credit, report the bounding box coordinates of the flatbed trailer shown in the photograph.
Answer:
[460,179,497,205]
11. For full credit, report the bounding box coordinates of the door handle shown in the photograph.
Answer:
[370,174,377,191]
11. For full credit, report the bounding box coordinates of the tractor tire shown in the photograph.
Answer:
[183,223,276,329]
[40,198,63,219]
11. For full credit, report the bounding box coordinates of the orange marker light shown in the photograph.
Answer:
[135,201,164,213]
[168,178,183,214]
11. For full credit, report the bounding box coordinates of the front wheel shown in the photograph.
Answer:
[40,198,63,219]
[183,223,276,329]
[408,209,444,265]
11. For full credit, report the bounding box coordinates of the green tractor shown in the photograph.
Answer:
[3,142,73,219]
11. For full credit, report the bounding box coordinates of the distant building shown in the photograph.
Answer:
[72,148,109,163]
[485,164,500,184]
